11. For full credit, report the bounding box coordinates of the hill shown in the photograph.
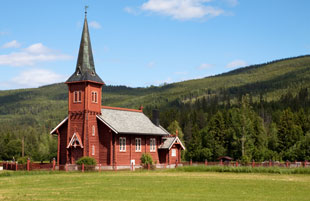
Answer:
[1,55,310,162]
[1,55,310,126]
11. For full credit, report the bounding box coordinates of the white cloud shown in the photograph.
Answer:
[198,63,213,70]
[2,40,21,48]
[141,0,224,20]
[0,43,72,66]
[11,69,66,88]
[89,21,102,29]
[226,59,247,68]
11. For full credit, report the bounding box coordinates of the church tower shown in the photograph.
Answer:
[65,10,104,164]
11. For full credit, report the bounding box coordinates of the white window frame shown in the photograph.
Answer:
[92,145,95,156]
[73,91,82,103]
[171,149,176,157]
[91,91,98,103]
[92,125,95,136]
[150,138,156,152]
[135,138,141,152]
[119,137,126,152]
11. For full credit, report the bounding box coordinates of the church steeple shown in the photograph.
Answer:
[66,9,104,84]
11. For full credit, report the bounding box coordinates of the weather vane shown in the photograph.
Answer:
[85,5,89,16]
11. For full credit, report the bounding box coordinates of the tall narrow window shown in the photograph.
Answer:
[150,138,156,152]
[135,138,141,152]
[92,125,95,136]
[92,145,95,156]
[91,91,98,103]
[171,149,176,157]
[119,137,126,152]
[73,91,82,103]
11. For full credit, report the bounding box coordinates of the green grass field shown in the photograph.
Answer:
[0,170,309,201]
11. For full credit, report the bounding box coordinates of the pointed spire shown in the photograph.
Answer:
[66,8,104,84]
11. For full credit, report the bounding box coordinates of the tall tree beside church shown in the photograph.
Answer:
[167,120,184,141]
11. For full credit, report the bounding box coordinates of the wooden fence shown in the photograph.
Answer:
[1,160,309,172]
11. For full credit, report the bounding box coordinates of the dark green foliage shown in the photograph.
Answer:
[76,157,97,165]
[140,153,153,165]
[1,56,310,162]
[17,156,31,165]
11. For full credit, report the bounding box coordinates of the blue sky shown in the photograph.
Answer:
[1,0,310,90]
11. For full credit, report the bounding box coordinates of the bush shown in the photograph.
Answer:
[17,156,31,165]
[76,157,97,165]
[140,153,153,166]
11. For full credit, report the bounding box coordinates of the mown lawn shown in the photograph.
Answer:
[0,170,309,201]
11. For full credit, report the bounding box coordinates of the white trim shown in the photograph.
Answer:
[50,117,68,134]
[168,137,186,150]
[67,132,84,149]
[96,115,118,134]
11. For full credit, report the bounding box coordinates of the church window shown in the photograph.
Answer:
[91,91,98,103]
[150,138,156,152]
[135,138,141,152]
[74,91,81,103]
[119,137,126,152]
[172,149,176,157]
[92,145,95,156]
[92,125,95,136]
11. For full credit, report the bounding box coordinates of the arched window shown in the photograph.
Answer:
[92,125,95,136]
[92,145,95,156]
[91,91,98,103]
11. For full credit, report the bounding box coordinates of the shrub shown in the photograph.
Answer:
[140,153,153,166]
[17,156,31,165]
[76,157,97,165]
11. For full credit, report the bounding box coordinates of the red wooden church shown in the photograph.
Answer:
[51,12,185,169]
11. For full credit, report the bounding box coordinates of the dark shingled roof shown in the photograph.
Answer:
[66,14,104,84]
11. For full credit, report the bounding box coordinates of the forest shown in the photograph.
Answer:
[0,55,310,162]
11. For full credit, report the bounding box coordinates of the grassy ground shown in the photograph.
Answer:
[0,170,309,201]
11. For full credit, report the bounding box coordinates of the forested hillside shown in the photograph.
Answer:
[1,55,310,162]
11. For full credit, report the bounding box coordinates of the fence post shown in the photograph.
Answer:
[236,161,238,167]
[252,160,255,168]
[205,159,208,166]
[220,159,223,166]
[82,163,84,172]
[27,158,30,171]
[15,161,18,171]
[286,160,289,168]
[304,160,307,168]
[269,160,272,167]
[190,159,192,166]
[53,158,56,171]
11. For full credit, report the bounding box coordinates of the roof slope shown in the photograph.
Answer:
[97,107,169,135]
[159,136,185,150]
[66,13,103,84]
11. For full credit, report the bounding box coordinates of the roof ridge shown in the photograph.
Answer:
[101,106,143,113]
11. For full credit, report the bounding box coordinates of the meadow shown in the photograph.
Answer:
[0,170,309,201]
